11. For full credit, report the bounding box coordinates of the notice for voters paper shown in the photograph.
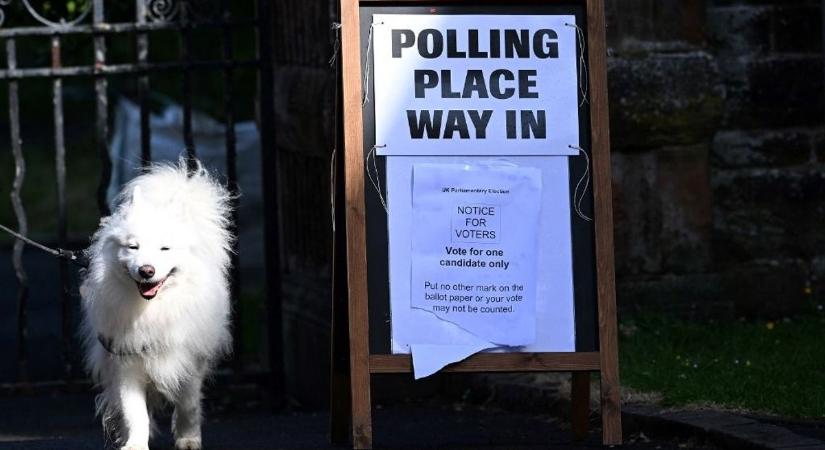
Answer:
[410,163,542,347]
[386,157,577,379]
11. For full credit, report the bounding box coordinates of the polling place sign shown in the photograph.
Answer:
[332,2,622,447]
[372,15,579,156]
[376,13,584,378]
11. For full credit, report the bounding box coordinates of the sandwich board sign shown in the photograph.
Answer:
[330,1,621,448]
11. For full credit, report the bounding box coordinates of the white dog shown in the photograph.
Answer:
[80,161,233,450]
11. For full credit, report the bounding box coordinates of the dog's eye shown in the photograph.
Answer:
[127,244,139,250]
[160,246,170,251]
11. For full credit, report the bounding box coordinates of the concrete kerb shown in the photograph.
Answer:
[448,373,825,450]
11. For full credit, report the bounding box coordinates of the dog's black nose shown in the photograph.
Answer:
[138,265,155,279]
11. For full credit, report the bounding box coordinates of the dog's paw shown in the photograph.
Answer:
[120,446,149,450]
[175,437,202,450]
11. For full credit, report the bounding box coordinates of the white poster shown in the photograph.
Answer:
[370,13,583,378]
[410,164,542,346]
[386,157,577,379]
[371,14,579,156]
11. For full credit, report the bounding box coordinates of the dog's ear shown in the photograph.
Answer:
[131,186,144,207]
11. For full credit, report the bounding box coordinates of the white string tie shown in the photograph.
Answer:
[329,147,336,232]
[362,21,382,107]
[329,22,342,67]
[565,22,589,107]
[366,144,388,213]
[569,144,592,221]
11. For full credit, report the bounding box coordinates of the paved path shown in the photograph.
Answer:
[0,393,720,450]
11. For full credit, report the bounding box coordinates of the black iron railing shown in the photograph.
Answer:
[0,0,281,397]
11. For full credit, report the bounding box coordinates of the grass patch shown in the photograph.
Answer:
[620,313,825,419]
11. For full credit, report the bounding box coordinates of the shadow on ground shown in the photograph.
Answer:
[0,392,721,449]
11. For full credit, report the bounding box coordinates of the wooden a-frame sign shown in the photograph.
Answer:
[329,1,621,448]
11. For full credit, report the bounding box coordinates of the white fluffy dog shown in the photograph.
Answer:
[80,161,233,450]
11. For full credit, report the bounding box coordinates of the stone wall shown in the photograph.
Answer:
[271,0,337,408]
[708,0,825,317]
[607,0,825,317]
[606,0,724,315]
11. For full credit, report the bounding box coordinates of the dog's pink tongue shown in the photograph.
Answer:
[139,282,162,298]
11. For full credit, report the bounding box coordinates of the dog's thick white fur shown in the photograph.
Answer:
[80,161,233,450]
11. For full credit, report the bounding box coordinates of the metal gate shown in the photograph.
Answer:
[0,0,282,400]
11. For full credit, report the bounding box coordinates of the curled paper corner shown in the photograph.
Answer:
[411,342,492,379]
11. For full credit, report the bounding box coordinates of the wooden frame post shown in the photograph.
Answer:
[571,371,591,440]
[334,1,621,448]
[340,0,373,448]
[585,0,622,444]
